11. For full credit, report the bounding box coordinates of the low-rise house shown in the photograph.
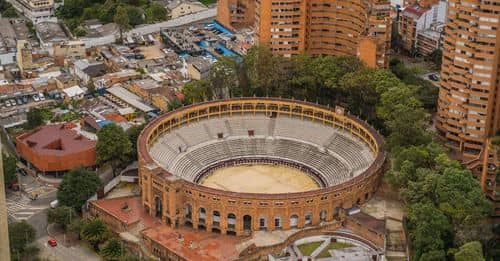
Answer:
[62,85,86,101]
[73,59,107,85]
[53,41,86,59]
[167,0,208,19]
[186,56,212,80]
[0,19,17,65]
[35,21,69,51]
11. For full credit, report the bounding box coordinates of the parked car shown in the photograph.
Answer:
[5,100,11,107]
[48,239,57,247]
[38,93,45,101]
[16,98,22,105]
[428,74,439,81]
[9,99,16,106]
[32,94,40,102]
[19,168,28,176]
[50,200,59,209]
[22,96,28,104]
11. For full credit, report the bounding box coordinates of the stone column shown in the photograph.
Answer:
[0,145,11,260]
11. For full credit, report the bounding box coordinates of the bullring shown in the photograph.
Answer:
[138,98,385,236]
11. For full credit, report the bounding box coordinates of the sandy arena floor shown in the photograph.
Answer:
[200,165,320,193]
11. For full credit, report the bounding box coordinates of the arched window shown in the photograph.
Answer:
[154,197,162,218]
[274,216,282,229]
[320,210,327,221]
[259,217,267,230]
[227,213,236,230]
[185,204,192,219]
[243,215,252,231]
[290,214,298,228]
[213,211,221,227]
[199,207,206,224]
[305,212,312,226]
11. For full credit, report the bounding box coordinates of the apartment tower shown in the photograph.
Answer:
[218,0,392,67]
[436,0,500,208]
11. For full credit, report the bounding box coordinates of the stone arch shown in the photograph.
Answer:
[333,207,341,220]
[212,210,221,227]
[243,215,252,231]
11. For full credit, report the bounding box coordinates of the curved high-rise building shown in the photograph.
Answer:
[217,0,392,68]
[436,0,500,158]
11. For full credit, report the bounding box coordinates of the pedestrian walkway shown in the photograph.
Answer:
[6,196,45,221]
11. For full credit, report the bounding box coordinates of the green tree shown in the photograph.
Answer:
[114,5,131,42]
[9,221,36,254]
[167,98,183,111]
[96,123,133,174]
[126,5,144,26]
[2,6,18,17]
[182,80,210,104]
[125,124,144,160]
[406,203,451,259]
[48,206,76,230]
[144,2,167,23]
[454,241,485,261]
[26,108,44,129]
[428,49,443,68]
[80,218,110,251]
[3,153,17,187]
[419,250,446,261]
[100,238,124,260]
[57,168,101,212]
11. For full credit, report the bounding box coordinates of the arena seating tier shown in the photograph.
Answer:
[149,115,375,187]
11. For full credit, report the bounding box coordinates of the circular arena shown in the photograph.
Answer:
[138,98,385,236]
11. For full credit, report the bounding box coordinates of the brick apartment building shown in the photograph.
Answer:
[217,0,392,68]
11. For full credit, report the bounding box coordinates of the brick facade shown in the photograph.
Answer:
[137,98,386,237]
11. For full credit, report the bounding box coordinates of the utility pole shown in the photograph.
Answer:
[0,144,11,260]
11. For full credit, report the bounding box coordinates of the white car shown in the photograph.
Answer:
[5,100,11,107]
[33,94,40,102]
[38,93,45,101]
[10,99,16,106]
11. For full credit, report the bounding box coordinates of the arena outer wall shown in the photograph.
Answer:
[137,98,386,236]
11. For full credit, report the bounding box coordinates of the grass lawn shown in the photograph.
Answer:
[199,0,216,6]
[297,241,323,256]
[316,242,354,258]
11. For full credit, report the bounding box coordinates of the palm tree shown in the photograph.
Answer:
[80,218,110,251]
[100,238,123,261]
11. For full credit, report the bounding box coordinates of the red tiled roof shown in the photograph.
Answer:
[142,226,240,261]
[18,124,96,156]
[91,196,162,228]
[103,112,128,123]
[349,212,385,234]
[403,4,428,18]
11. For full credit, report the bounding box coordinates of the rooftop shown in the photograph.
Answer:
[402,4,429,19]
[36,21,69,44]
[107,85,156,112]
[18,123,96,156]
[0,19,17,54]
[142,224,240,260]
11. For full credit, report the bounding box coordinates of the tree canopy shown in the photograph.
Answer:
[96,123,133,173]
[454,241,485,261]
[181,46,492,260]
[80,218,111,251]
[100,237,124,260]
[26,108,44,129]
[57,168,101,212]
[9,221,36,254]
[3,153,17,186]
[48,206,77,230]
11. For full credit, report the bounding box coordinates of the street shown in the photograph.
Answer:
[36,236,101,261]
